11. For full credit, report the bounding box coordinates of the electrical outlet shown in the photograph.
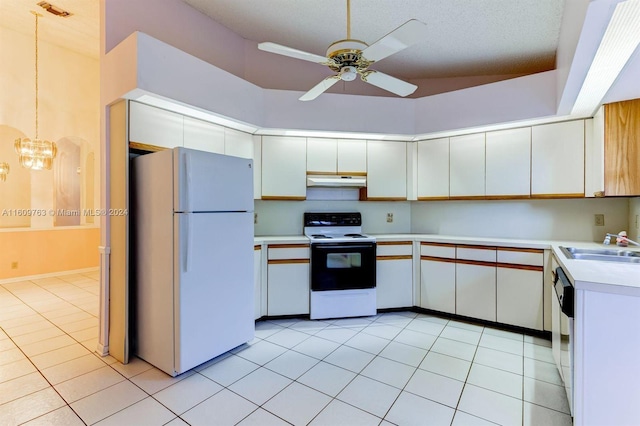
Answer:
[386,213,393,223]
[595,214,605,227]
[254,213,258,224]
[11,262,18,270]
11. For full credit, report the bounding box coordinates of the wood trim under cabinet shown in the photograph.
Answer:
[420,242,457,248]
[530,193,585,199]
[268,259,310,265]
[420,256,457,264]
[364,197,408,201]
[455,258,496,267]
[498,247,544,254]
[377,255,413,261]
[129,141,168,152]
[261,195,307,201]
[268,244,310,249]
[484,195,531,200]
[417,196,450,201]
[254,245,261,251]
[377,241,413,246]
[456,244,497,251]
[496,263,543,272]
[448,195,489,200]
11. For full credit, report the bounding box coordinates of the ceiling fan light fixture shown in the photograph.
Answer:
[339,66,358,81]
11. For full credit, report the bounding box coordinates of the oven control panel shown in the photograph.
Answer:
[304,212,362,227]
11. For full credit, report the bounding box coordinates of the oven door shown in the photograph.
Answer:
[311,242,376,291]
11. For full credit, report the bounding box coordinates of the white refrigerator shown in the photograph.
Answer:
[132,147,254,376]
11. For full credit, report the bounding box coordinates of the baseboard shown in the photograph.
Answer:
[0,267,99,285]
[96,342,110,357]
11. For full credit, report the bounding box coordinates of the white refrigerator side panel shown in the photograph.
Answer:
[173,147,253,213]
[132,150,176,375]
[174,212,254,375]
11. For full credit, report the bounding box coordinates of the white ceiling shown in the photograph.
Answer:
[0,0,99,59]
[183,0,565,80]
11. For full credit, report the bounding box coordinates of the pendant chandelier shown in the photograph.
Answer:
[0,163,9,182]
[14,11,57,171]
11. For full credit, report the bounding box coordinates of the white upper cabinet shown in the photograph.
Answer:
[417,138,450,199]
[307,138,337,173]
[129,102,183,149]
[531,120,585,197]
[224,128,254,159]
[485,128,531,197]
[367,141,407,199]
[183,116,225,154]
[261,136,307,199]
[337,139,367,174]
[450,133,486,197]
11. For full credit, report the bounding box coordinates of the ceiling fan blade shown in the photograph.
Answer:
[258,42,330,64]
[299,76,341,101]
[362,71,417,97]
[362,19,428,62]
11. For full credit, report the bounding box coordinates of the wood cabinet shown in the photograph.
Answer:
[129,102,183,149]
[531,120,585,197]
[367,141,407,200]
[261,136,307,200]
[417,138,450,200]
[604,98,640,196]
[449,133,486,198]
[485,128,531,197]
[266,244,310,316]
[376,242,413,309]
[420,243,456,314]
[182,116,225,153]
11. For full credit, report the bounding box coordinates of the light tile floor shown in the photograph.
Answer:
[0,272,572,425]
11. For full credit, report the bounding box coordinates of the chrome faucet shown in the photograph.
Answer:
[603,233,640,247]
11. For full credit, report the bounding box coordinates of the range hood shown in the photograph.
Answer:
[306,175,367,188]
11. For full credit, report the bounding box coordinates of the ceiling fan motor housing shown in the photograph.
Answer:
[326,39,371,73]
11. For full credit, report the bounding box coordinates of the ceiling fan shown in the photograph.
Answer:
[258,0,428,101]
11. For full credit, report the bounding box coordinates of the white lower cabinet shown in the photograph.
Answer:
[497,266,543,330]
[420,259,456,314]
[266,244,310,316]
[456,263,496,321]
[376,257,413,309]
[376,243,413,309]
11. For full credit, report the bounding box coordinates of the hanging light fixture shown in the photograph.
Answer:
[14,11,57,171]
[0,163,9,182]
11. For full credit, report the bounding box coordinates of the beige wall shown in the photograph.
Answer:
[0,228,100,280]
[0,24,100,275]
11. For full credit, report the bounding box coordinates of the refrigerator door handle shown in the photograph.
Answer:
[182,214,192,272]
[182,151,192,212]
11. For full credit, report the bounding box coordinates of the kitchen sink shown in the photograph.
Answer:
[560,246,640,264]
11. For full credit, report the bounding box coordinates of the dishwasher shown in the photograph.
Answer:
[552,260,574,416]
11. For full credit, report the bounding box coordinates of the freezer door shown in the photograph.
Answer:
[174,147,254,213]
[174,212,254,375]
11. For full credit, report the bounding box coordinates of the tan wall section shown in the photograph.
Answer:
[0,228,100,279]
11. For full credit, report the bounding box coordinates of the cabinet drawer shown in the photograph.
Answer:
[377,242,412,256]
[420,243,456,259]
[268,244,310,260]
[497,249,544,266]
[457,246,497,262]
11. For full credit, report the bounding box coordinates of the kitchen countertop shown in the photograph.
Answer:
[254,233,640,296]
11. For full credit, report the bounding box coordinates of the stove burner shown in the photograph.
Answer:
[344,234,366,238]
[312,234,332,239]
